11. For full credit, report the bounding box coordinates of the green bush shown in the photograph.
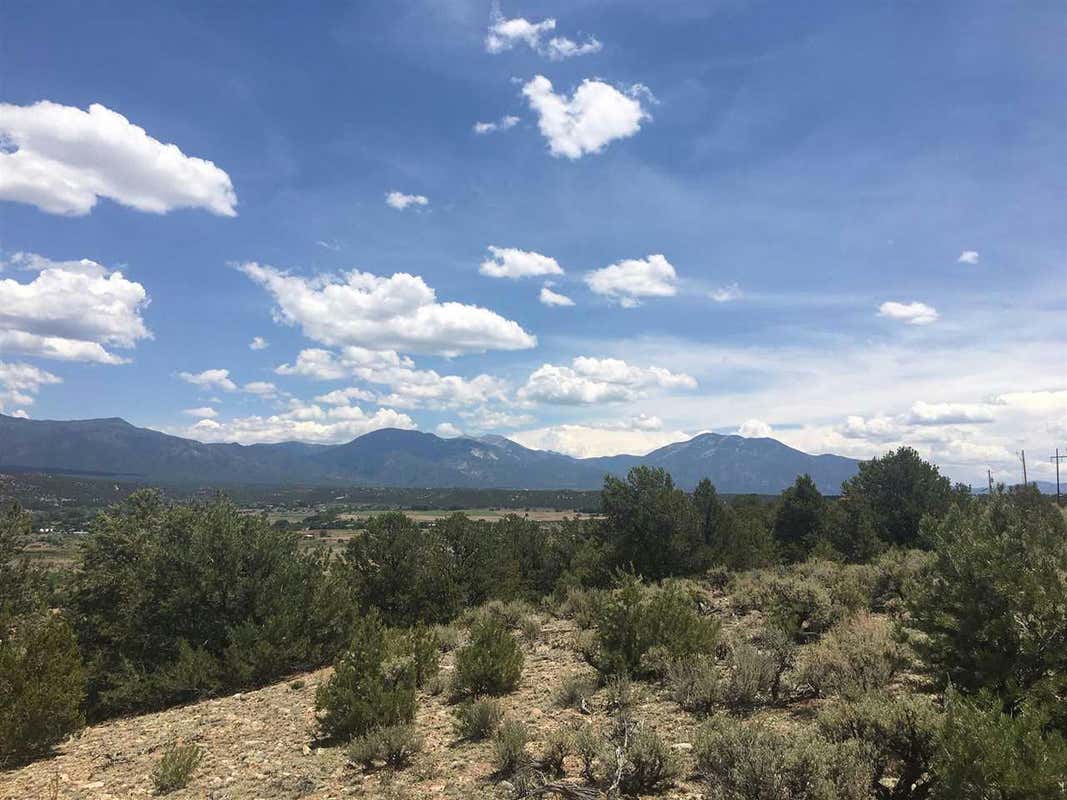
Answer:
[773,475,828,562]
[720,641,777,709]
[519,614,542,643]
[593,721,679,795]
[452,616,523,697]
[347,724,423,770]
[869,548,930,612]
[694,714,872,800]
[391,624,440,688]
[431,623,462,652]
[152,741,202,794]
[451,697,504,740]
[584,574,719,678]
[539,728,571,777]
[818,692,940,800]
[908,487,1067,729]
[0,501,42,621]
[932,689,1067,799]
[0,612,85,767]
[315,611,416,742]
[493,719,532,776]
[796,612,908,699]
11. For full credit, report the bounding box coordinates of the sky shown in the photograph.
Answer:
[0,0,1065,486]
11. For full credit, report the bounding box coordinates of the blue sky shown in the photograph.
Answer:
[1,0,1064,484]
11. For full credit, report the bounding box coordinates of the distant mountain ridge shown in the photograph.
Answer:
[0,414,862,493]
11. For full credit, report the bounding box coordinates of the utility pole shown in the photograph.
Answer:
[1052,449,1065,506]
[987,469,994,494]
[1019,449,1028,486]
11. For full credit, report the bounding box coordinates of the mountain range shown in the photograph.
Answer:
[0,414,863,493]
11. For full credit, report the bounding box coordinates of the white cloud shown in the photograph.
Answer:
[710,283,742,303]
[249,336,268,350]
[522,76,649,159]
[179,368,237,392]
[435,422,463,438]
[486,15,601,60]
[0,361,61,412]
[385,191,428,210]
[878,301,939,325]
[511,424,689,459]
[459,406,536,431]
[480,246,564,279]
[473,115,519,135]
[315,387,376,405]
[957,250,980,264]
[276,347,414,381]
[243,381,278,396]
[627,413,663,431]
[540,285,575,307]
[585,254,677,307]
[182,406,218,418]
[241,262,536,356]
[0,101,236,217]
[737,419,773,438]
[519,356,696,405]
[183,402,415,445]
[0,252,150,363]
[993,389,1067,414]
[907,401,994,425]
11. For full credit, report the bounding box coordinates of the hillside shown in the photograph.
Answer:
[0,415,861,493]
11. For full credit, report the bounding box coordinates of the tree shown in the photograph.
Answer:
[0,501,40,621]
[908,486,1067,729]
[842,447,955,547]
[692,479,730,549]
[342,511,463,626]
[773,474,827,561]
[601,467,705,579]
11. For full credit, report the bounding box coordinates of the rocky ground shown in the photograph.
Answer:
[2,617,733,800]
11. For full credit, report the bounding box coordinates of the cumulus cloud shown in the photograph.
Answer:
[519,356,696,405]
[473,115,519,135]
[315,386,376,405]
[584,254,677,307]
[0,101,236,217]
[485,14,600,60]
[183,401,415,445]
[522,76,649,159]
[511,424,689,459]
[459,406,536,431]
[907,401,994,425]
[957,250,980,264]
[0,361,61,412]
[276,347,414,381]
[0,252,150,363]
[242,381,278,396]
[182,406,218,418]
[878,301,939,325]
[435,422,463,438]
[385,191,428,210]
[993,389,1067,413]
[241,262,536,356]
[179,368,237,392]
[249,336,268,350]
[480,246,564,279]
[737,419,773,438]
[539,285,575,307]
[710,283,742,303]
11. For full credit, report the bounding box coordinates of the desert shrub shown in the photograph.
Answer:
[585,574,719,678]
[666,654,720,714]
[152,741,202,794]
[315,611,416,742]
[796,612,908,699]
[519,615,542,643]
[347,724,423,770]
[908,487,1067,728]
[342,511,463,626]
[392,624,440,688]
[720,641,777,709]
[818,692,940,800]
[493,719,532,776]
[752,625,798,702]
[555,586,603,629]
[289,679,305,691]
[555,673,596,710]
[573,724,600,782]
[694,714,872,800]
[933,689,1067,799]
[539,728,571,777]
[0,612,85,767]
[431,624,462,652]
[452,616,523,697]
[869,549,930,612]
[604,674,639,714]
[593,720,679,795]
[71,491,353,720]
[451,697,504,740]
